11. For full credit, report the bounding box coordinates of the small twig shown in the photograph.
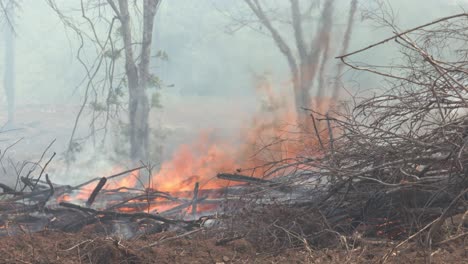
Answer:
[337,13,468,59]
[160,196,208,216]
[426,188,468,247]
[310,113,325,151]
[325,112,334,156]
[59,239,94,251]
[139,228,204,250]
[457,210,468,233]
[22,139,56,192]
[215,235,245,246]
[74,166,144,189]
[381,217,439,263]
[0,137,23,173]
[434,232,468,246]
[217,173,271,184]
[32,152,56,191]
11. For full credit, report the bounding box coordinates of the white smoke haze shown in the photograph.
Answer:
[1,0,468,186]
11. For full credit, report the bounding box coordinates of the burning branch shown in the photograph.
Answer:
[85,177,107,207]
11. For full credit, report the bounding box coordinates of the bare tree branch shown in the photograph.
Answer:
[244,0,298,77]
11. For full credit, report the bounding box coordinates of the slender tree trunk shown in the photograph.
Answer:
[133,0,158,162]
[292,65,315,131]
[286,0,336,126]
[4,4,15,125]
[118,0,159,162]
[292,68,313,127]
[333,0,358,99]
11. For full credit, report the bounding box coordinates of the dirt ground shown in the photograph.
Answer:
[0,228,465,264]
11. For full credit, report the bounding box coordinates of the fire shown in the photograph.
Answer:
[55,75,335,215]
[237,76,335,177]
[152,133,239,192]
[56,194,71,203]
[108,167,140,189]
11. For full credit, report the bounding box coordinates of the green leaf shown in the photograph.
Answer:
[148,74,162,89]
[153,50,169,61]
[151,92,163,109]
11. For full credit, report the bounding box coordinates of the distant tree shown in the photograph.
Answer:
[1,0,17,127]
[241,0,358,126]
[0,0,17,30]
[113,0,161,162]
[47,0,162,163]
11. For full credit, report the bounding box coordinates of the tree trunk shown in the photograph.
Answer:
[292,66,314,130]
[132,0,158,162]
[128,77,149,162]
[244,0,337,128]
[3,4,15,126]
[118,0,159,162]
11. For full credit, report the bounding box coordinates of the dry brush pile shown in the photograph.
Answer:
[322,13,468,244]
[216,13,468,256]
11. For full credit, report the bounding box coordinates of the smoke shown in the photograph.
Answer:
[3,2,15,125]
[307,0,335,105]
[332,0,358,99]
[316,26,331,108]
[1,0,467,187]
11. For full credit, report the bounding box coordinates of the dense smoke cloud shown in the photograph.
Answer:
[0,0,467,182]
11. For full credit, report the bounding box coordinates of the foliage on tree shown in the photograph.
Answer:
[47,0,163,163]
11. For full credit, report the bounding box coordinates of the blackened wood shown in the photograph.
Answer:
[20,177,40,190]
[42,174,54,206]
[0,183,22,195]
[74,166,144,189]
[32,152,56,191]
[86,177,107,207]
[105,192,178,211]
[160,196,207,216]
[217,173,271,184]
[192,182,199,217]
[59,202,188,225]
[7,185,73,202]
[215,235,244,246]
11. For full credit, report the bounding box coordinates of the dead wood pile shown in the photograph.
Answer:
[320,13,468,246]
[212,13,468,253]
[0,165,215,238]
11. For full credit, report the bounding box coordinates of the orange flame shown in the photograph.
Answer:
[56,75,335,215]
[151,132,239,192]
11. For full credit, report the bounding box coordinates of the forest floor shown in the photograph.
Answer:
[0,228,465,264]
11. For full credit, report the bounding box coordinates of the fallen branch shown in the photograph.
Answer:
[434,232,468,246]
[86,177,107,207]
[0,183,22,195]
[191,182,199,217]
[59,202,190,225]
[73,166,145,189]
[217,173,271,184]
[160,196,208,216]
